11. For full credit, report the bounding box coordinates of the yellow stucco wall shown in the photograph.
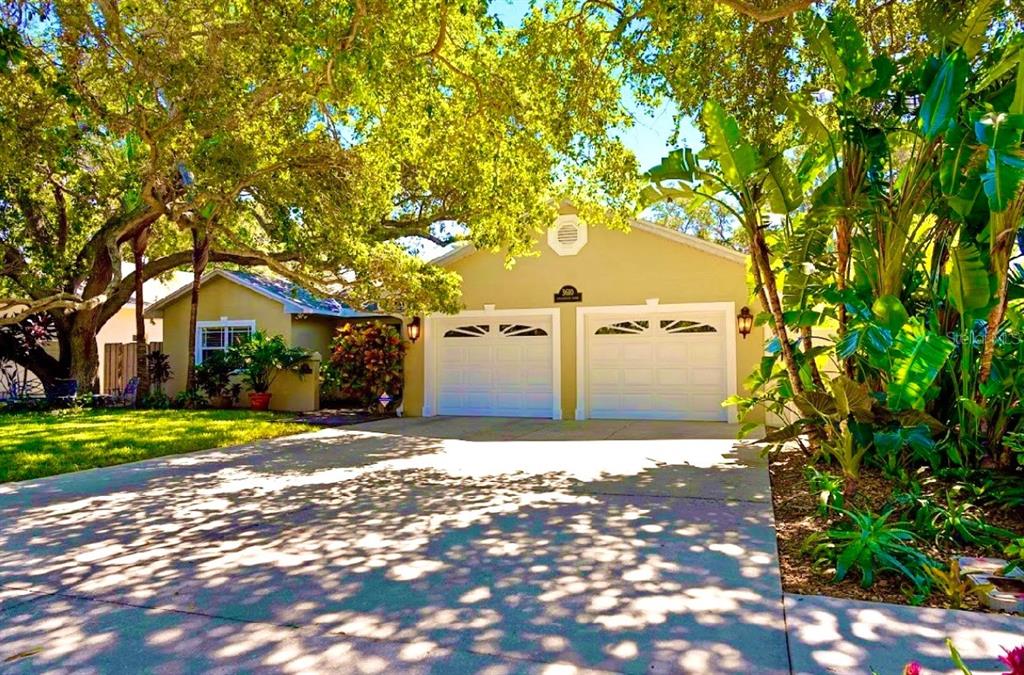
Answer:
[403,222,762,422]
[159,275,322,411]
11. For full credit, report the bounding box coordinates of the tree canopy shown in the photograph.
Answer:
[0,0,639,386]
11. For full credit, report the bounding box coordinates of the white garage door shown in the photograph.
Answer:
[435,315,555,417]
[584,309,729,421]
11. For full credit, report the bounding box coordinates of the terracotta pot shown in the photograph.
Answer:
[248,392,272,411]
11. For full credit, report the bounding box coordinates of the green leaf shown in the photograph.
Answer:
[764,152,803,214]
[919,50,969,140]
[700,100,761,185]
[124,132,141,162]
[950,0,997,59]
[871,295,909,333]
[828,11,872,94]
[947,242,992,318]
[886,323,955,411]
[645,148,700,182]
[795,391,838,418]
[982,146,1024,211]
[946,639,972,675]
[830,375,872,419]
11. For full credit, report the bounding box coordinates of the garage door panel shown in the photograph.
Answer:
[585,309,729,422]
[656,343,688,360]
[656,368,688,386]
[623,343,653,361]
[689,343,724,360]
[623,369,654,385]
[589,368,619,386]
[691,368,725,386]
[435,315,555,418]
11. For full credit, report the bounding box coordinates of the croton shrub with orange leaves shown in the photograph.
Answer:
[327,321,406,410]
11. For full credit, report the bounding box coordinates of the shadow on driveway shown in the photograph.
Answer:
[0,417,786,673]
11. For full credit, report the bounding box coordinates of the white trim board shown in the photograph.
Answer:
[423,307,562,420]
[574,302,738,423]
[428,218,747,268]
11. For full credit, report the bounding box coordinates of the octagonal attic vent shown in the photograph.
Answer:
[548,214,587,256]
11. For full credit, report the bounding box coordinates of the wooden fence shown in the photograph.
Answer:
[103,342,163,394]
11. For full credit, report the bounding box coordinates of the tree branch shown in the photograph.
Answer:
[713,0,814,22]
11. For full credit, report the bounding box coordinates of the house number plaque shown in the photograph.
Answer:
[554,285,582,303]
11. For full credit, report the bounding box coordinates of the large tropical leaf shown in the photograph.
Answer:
[827,11,873,94]
[700,100,761,185]
[982,147,1024,211]
[830,375,872,420]
[886,322,955,411]
[645,148,700,183]
[950,0,997,59]
[939,125,978,196]
[947,242,992,318]
[919,49,969,141]
[783,214,830,310]
[976,112,1024,211]
[764,152,803,214]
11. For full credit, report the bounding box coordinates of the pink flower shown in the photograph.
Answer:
[903,662,922,675]
[1001,645,1024,675]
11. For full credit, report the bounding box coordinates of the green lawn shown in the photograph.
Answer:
[0,409,314,483]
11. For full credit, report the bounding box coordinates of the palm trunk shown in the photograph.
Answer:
[185,228,210,393]
[132,231,151,403]
[749,220,804,395]
[835,214,853,378]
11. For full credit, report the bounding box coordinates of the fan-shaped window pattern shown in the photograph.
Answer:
[443,324,490,338]
[660,319,717,334]
[595,320,649,335]
[499,324,548,337]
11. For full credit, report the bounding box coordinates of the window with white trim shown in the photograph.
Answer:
[196,321,255,364]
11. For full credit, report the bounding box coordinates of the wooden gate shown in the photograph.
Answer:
[103,342,162,394]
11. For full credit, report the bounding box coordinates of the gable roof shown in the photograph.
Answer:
[144,269,384,319]
[429,217,748,266]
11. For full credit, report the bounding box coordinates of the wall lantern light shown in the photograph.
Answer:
[737,306,753,339]
[406,316,422,343]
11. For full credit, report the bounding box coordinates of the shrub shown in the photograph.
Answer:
[173,389,208,409]
[329,321,406,410]
[195,350,243,405]
[803,508,936,593]
[147,351,173,392]
[228,330,309,394]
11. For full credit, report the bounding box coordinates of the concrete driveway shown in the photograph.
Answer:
[0,416,786,673]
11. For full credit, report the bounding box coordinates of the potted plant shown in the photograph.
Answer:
[228,330,310,411]
[195,350,242,409]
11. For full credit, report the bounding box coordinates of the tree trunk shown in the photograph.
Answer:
[67,311,100,393]
[834,214,854,378]
[749,220,805,396]
[132,231,151,403]
[185,228,210,392]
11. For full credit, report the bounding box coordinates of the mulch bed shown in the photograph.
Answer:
[768,445,1024,610]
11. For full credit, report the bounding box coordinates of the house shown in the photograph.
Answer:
[145,269,387,410]
[402,210,761,423]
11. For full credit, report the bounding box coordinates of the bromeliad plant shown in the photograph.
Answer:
[803,507,937,595]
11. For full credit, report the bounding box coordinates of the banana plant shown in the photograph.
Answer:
[644,101,808,395]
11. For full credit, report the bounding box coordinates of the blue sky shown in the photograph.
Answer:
[491,0,702,171]
[409,1,700,259]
